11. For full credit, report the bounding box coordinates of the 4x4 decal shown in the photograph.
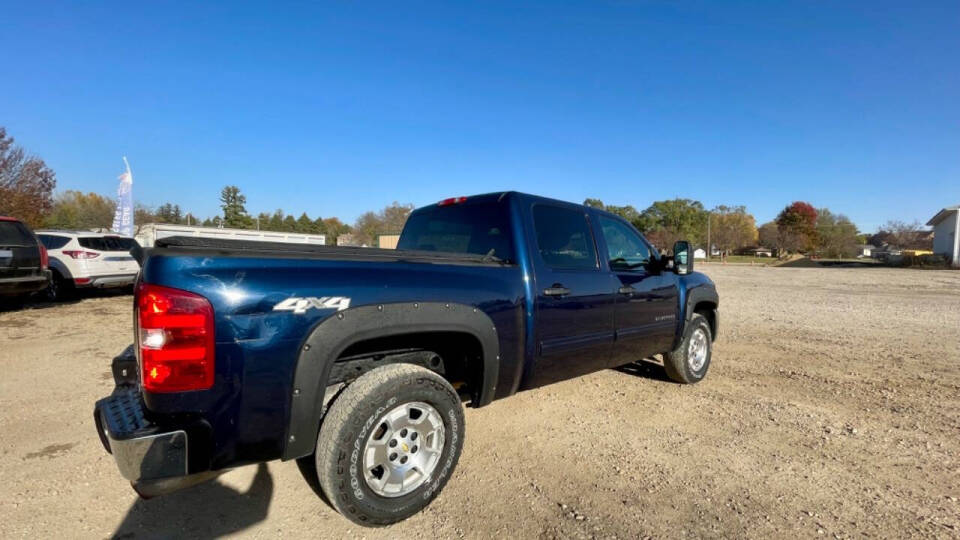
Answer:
[273,296,351,314]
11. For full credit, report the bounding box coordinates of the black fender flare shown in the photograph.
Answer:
[683,285,719,340]
[282,301,500,460]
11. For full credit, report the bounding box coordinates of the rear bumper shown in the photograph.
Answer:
[94,346,218,496]
[95,390,189,481]
[0,271,50,296]
[77,273,137,288]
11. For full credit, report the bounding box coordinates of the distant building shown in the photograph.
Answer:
[857,244,876,258]
[377,234,401,249]
[693,248,706,259]
[927,205,960,267]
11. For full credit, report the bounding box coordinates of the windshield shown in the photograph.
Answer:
[397,202,514,262]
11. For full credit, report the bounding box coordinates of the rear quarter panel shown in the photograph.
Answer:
[140,254,524,468]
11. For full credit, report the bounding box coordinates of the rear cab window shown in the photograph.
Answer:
[397,200,515,262]
[532,204,598,270]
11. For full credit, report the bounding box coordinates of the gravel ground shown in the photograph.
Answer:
[1,265,958,539]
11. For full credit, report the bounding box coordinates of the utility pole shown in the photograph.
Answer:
[706,211,711,262]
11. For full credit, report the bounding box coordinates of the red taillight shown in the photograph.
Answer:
[62,250,100,260]
[39,245,49,269]
[137,282,215,393]
[437,196,467,206]
[74,277,91,285]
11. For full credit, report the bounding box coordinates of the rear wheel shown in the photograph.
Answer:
[663,313,712,384]
[313,363,465,526]
[44,271,74,302]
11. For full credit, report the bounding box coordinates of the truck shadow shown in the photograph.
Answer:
[112,463,273,539]
[614,358,673,382]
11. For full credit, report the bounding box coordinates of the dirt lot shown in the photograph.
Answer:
[1,265,959,539]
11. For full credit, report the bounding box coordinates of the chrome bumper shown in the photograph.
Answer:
[95,390,188,481]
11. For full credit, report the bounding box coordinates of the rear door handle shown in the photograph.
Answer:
[618,286,637,295]
[543,286,571,297]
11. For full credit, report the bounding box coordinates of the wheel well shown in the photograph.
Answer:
[693,301,717,339]
[336,331,485,405]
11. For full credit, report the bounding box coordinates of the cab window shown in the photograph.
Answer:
[598,216,652,271]
[532,205,598,270]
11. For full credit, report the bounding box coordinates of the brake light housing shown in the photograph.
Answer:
[136,282,215,393]
[39,245,49,269]
[62,250,100,259]
[437,196,467,206]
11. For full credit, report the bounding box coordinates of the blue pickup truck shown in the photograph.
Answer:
[94,191,718,526]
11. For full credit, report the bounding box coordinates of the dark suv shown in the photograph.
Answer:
[0,217,51,301]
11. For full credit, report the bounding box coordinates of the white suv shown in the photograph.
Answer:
[36,231,140,300]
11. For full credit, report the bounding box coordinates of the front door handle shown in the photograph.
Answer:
[618,286,637,295]
[543,285,571,297]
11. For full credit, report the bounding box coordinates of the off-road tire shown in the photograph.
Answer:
[664,313,712,384]
[314,363,465,527]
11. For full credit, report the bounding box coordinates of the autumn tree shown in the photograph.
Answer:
[710,205,758,255]
[815,208,859,258]
[0,127,57,227]
[758,221,779,250]
[775,201,817,255]
[44,191,116,229]
[352,202,415,246]
[323,217,351,245]
[870,220,931,250]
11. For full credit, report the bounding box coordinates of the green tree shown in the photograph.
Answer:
[639,199,708,249]
[816,208,859,258]
[267,210,284,231]
[219,185,252,228]
[296,212,315,233]
[282,215,297,232]
[312,216,327,235]
[583,198,605,209]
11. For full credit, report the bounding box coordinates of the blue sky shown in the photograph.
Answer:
[2,1,957,232]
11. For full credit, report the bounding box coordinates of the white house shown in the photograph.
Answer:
[693,248,706,259]
[927,205,960,267]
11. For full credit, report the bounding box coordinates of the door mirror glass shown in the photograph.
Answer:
[673,240,692,275]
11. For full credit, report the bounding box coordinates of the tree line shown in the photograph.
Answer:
[0,125,933,254]
[584,197,930,259]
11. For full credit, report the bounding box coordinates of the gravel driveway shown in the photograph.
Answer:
[1,265,958,538]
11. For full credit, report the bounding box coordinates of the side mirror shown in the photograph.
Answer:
[673,240,692,275]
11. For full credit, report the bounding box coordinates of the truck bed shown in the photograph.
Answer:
[149,236,511,266]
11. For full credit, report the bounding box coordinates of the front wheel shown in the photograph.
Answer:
[313,363,465,526]
[663,313,713,384]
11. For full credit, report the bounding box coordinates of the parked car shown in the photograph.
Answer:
[36,231,140,300]
[0,217,51,303]
[93,192,719,526]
